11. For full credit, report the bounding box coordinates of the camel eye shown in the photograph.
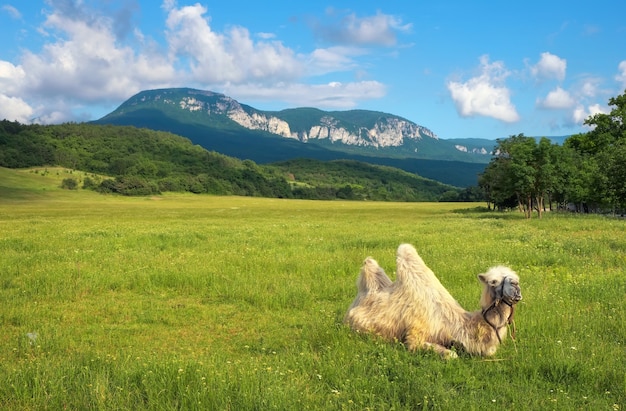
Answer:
[490,280,499,286]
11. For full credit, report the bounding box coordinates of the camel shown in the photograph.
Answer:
[344,244,522,358]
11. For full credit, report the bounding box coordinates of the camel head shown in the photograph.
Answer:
[477,266,522,309]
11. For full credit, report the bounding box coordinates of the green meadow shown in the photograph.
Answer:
[0,167,624,410]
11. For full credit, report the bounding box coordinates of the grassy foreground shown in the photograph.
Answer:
[0,168,624,410]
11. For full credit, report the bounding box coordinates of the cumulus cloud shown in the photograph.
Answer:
[0,94,33,123]
[447,55,520,123]
[0,1,393,123]
[14,1,176,104]
[0,60,33,121]
[165,4,303,83]
[312,9,411,46]
[577,78,601,98]
[0,61,26,93]
[537,86,576,109]
[572,103,607,125]
[531,52,567,81]
[616,61,626,88]
[536,77,608,128]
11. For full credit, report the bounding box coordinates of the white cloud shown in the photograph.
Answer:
[531,52,567,81]
[578,79,600,98]
[223,80,386,109]
[18,2,175,103]
[0,60,26,94]
[0,94,33,122]
[161,0,177,12]
[537,86,576,109]
[0,60,34,121]
[256,32,276,40]
[313,10,411,46]
[616,61,626,88]
[572,103,608,125]
[1,1,392,123]
[447,55,519,123]
[306,46,366,76]
[165,4,303,84]
[588,104,606,117]
[1,4,21,19]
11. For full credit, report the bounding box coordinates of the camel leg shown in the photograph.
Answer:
[404,331,458,359]
[423,342,458,359]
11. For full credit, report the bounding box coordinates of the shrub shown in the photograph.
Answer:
[61,178,78,190]
[82,176,97,190]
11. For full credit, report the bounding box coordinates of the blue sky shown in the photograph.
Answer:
[1,0,625,139]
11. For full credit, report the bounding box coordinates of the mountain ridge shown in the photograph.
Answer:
[95,88,489,164]
[102,87,440,149]
[93,88,497,187]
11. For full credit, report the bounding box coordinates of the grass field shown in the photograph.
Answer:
[0,167,624,410]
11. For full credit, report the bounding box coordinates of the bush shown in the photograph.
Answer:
[96,176,160,196]
[82,176,97,190]
[61,178,78,190]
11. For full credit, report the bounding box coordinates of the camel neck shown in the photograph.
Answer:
[481,300,515,343]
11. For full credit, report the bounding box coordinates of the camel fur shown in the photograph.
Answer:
[344,244,522,358]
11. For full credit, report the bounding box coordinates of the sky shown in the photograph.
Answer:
[1,1,625,140]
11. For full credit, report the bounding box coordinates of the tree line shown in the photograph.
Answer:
[478,90,626,217]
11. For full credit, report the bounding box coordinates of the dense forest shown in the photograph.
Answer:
[478,90,626,217]
[0,121,464,201]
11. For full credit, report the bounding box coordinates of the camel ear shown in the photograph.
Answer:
[478,271,501,286]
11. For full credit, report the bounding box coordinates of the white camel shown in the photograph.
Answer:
[344,244,522,358]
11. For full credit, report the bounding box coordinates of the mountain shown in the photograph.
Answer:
[93,88,490,186]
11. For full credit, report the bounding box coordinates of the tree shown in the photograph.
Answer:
[565,89,626,212]
[491,134,538,217]
[479,157,517,211]
[533,138,558,216]
[480,134,564,218]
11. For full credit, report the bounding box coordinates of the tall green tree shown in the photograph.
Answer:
[479,156,516,211]
[532,138,555,216]
[496,134,538,217]
[565,89,626,211]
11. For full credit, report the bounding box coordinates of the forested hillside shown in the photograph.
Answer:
[0,121,465,201]
[268,159,461,201]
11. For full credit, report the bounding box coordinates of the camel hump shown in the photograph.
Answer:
[362,257,380,273]
[357,257,392,293]
[396,243,428,268]
[397,243,419,259]
[396,243,432,284]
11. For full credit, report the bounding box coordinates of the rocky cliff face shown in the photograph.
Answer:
[229,110,439,148]
[163,90,439,148]
[454,145,491,155]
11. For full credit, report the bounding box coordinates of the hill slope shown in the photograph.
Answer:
[0,121,463,201]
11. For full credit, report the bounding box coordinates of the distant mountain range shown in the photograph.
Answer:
[93,88,568,187]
